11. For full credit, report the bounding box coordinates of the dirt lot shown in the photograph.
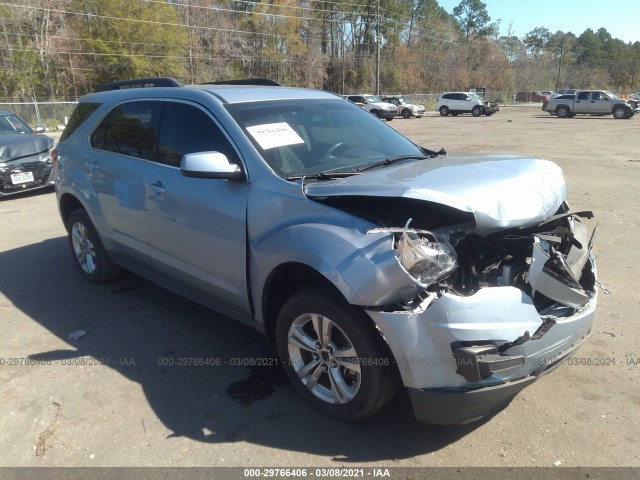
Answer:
[0,107,639,470]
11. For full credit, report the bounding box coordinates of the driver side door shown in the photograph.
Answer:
[143,100,251,316]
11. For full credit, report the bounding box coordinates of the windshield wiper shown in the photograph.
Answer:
[356,154,429,172]
[286,170,361,181]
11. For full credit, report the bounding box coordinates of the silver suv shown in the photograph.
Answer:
[54,78,598,424]
[436,92,499,117]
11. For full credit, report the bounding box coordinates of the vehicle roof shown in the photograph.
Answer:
[79,84,341,105]
[0,109,15,115]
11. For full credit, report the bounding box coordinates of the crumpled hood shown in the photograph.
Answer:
[0,134,53,162]
[304,154,566,236]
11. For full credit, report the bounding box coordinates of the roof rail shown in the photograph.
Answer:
[204,79,282,87]
[95,77,183,92]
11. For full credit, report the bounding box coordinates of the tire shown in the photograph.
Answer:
[386,116,393,122]
[439,106,449,116]
[612,106,628,119]
[276,285,398,421]
[451,112,458,116]
[556,106,570,118]
[374,109,384,119]
[401,109,411,119]
[67,209,122,283]
[485,112,494,117]
[472,106,482,117]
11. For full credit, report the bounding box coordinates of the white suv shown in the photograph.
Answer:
[436,92,499,117]
[345,94,397,121]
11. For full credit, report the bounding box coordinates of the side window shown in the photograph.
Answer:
[60,102,101,142]
[442,94,453,100]
[577,91,590,101]
[157,102,238,168]
[91,101,160,160]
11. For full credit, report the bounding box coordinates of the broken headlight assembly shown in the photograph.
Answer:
[396,220,458,286]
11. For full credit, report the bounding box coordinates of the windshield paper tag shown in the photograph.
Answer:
[246,122,304,150]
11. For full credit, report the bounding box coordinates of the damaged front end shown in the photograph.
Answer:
[365,203,598,424]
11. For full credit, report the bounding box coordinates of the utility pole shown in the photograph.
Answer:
[375,0,380,95]
[555,38,564,91]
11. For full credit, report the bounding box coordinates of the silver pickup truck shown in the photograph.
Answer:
[542,90,638,119]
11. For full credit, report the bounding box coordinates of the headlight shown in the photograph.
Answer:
[396,220,457,285]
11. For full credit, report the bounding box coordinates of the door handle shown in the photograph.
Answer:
[147,180,166,195]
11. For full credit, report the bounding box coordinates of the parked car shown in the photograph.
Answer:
[543,90,637,119]
[436,92,499,117]
[514,91,550,102]
[380,96,425,118]
[55,77,598,425]
[0,110,54,197]
[344,94,397,120]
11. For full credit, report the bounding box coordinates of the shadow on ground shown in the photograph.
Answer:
[0,237,499,462]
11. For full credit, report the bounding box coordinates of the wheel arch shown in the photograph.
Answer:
[261,262,338,344]
[59,193,86,230]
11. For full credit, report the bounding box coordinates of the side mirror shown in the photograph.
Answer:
[34,126,45,133]
[180,151,245,181]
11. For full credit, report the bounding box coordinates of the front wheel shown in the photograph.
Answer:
[612,106,628,119]
[472,106,482,117]
[439,106,449,116]
[276,286,398,421]
[67,209,122,282]
[401,109,412,119]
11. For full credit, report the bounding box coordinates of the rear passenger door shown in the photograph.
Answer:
[89,101,161,262]
[573,91,591,113]
[143,100,251,315]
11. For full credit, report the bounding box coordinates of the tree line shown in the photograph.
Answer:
[1,0,639,102]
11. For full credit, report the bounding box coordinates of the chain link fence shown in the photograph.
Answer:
[0,101,78,131]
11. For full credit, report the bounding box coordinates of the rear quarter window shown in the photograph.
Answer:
[59,103,101,142]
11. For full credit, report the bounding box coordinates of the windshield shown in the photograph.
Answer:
[603,91,618,99]
[397,98,408,105]
[364,95,383,103]
[469,93,484,101]
[226,98,423,179]
[0,114,31,135]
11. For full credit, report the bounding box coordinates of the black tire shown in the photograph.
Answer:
[485,112,494,117]
[374,109,384,119]
[556,106,570,118]
[66,209,122,283]
[439,106,449,116]
[472,106,482,117]
[451,112,458,116]
[612,106,628,119]
[275,285,398,421]
[386,116,393,121]
[401,109,411,119]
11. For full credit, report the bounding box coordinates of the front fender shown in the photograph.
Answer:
[250,223,421,321]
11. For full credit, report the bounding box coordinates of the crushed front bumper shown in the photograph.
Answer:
[366,254,597,424]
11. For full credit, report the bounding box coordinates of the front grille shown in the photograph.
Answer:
[0,160,51,193]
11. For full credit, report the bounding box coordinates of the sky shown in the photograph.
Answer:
[436,0,640,44]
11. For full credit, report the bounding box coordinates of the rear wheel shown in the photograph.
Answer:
[556,106,570,118]
[439,106,449,116]
[276,286,398,421]
[472,106,482,117]
[67,209,122,283]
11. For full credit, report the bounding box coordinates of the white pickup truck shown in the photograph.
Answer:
[542,90,638,119]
